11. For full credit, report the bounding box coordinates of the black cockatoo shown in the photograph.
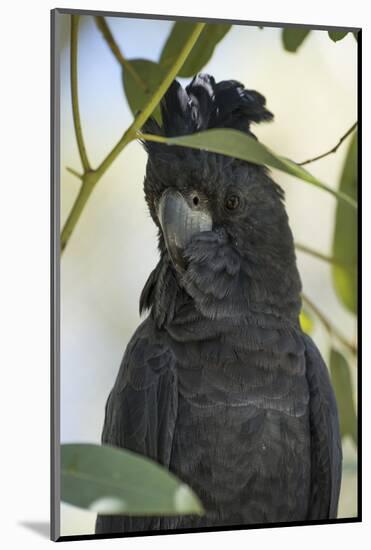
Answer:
[95,74,342,534]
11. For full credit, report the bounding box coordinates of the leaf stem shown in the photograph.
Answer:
[70,15,91,172]
[94,17,148,92]
[138,132,166,144]
[295,243,346,266]
[302,293,357,356]
[298,122,357,166]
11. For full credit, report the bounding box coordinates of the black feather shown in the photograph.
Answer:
[142,72,273,151]
[210,80,273,129]
[304,334,342,519]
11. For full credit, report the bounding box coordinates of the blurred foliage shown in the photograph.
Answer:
[61,443,204,515]
[122,59,167,122]
[332,132,358,313]
[328,31,349,42]
[121,22,232,121]
[299,309,314,334]
[282,28,310,52]
[330,350,357,445]
[160,22,231,77]
[281,26,357,52]
[61,16,358,517]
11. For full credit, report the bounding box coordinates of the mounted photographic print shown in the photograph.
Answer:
[51,8,360,542]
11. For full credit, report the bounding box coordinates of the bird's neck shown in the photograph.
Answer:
[140,252,302,339]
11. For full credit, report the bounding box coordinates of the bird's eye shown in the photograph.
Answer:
[225,194,240,211]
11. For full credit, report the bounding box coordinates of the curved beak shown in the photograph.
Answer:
[157,189,212,271]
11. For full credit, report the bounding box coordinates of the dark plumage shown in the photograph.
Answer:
[95,74,342,535]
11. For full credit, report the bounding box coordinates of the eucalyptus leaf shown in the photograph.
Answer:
[144,129,356,208]
[328,31,349,42]
[282,28,310,52]
[299,308,314,334]
[330,349,357,445]
[122,59,168,122]
[61,443,204,516]
[332,131,357,313]
[160,22,231,77]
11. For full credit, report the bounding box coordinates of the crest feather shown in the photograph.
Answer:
[142,73,273,154]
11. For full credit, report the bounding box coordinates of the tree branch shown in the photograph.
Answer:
[66,166,83,179]
[61,21,206,253]
[298,122,357,166]
[302,293,357,356]
[70,15,91,172]
[61,172,97,251]
[295,242,346,266]
[94,23,205,180]
[94,16,148,92]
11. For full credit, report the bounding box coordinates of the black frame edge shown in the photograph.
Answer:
[57,517,361,543]
[51,7,61,543]
[54,7,361,33]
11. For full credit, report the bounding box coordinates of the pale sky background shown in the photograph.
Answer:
[58,14,357,536]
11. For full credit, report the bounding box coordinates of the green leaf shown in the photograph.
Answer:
[144,129,357,209]
[330,349,357,445]
[328,31,349,42]
[61,443,204,516]
[332,131,357,313]
[299,308,314,334]
[282,28,311,52]
[160,22,231,77]
[122,59,168,122]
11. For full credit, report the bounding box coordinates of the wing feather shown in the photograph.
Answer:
[304,334,342,519]
[95,318,178,534]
